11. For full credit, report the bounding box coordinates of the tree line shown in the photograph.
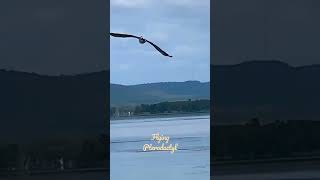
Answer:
[111,99,210,117]
[213,118,320,161]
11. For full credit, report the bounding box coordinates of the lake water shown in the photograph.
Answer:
[110,115,210,180]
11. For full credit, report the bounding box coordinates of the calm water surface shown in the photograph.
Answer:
[110,115,210,180]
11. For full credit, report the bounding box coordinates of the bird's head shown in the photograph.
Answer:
[139,36,146,44]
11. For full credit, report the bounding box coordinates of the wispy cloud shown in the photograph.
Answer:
[163,0,209,8]
[111,0,209,9]
[111,0,151,8]
[118,63,130,70]
[110,0,210,84]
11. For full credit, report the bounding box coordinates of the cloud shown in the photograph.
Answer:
[110,0,210,84]
[118,63,130,70]
[145,31,169,42]
[110,27,127,33]
[163,0,209,8]
[111,0,151,8]
[111,0,209,9]
[173,45,196,55]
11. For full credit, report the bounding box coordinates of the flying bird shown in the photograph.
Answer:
[110,32,173,58]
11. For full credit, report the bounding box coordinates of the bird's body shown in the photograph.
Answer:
[139,37,146,44]
[110,32,172,58]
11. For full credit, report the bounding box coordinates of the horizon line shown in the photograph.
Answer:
[111,80,211,86]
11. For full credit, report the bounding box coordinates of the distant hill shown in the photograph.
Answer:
[2,60,320,134]
[0,70,210,142]
[212,60,320,124]
[110,81,210,106]
[0,70,108,142]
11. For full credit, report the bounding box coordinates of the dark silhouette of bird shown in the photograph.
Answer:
[110,32,173,58]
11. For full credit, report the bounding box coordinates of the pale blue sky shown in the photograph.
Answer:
[110,0,210,85]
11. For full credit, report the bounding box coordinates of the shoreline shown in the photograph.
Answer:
[110,112,209,121]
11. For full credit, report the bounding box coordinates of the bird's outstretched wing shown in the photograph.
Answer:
[110,32,139,39]
[110,32,172,58]
[146,40,172,57]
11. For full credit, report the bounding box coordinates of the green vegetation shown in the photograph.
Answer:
[0,134,108,171]
[213,118,320,161]
[111,99,210,117]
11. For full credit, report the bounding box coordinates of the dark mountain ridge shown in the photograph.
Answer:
[1,59,320,137]
[212,60,320,124]
[0,70,108,142]
[0,70,209,142]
